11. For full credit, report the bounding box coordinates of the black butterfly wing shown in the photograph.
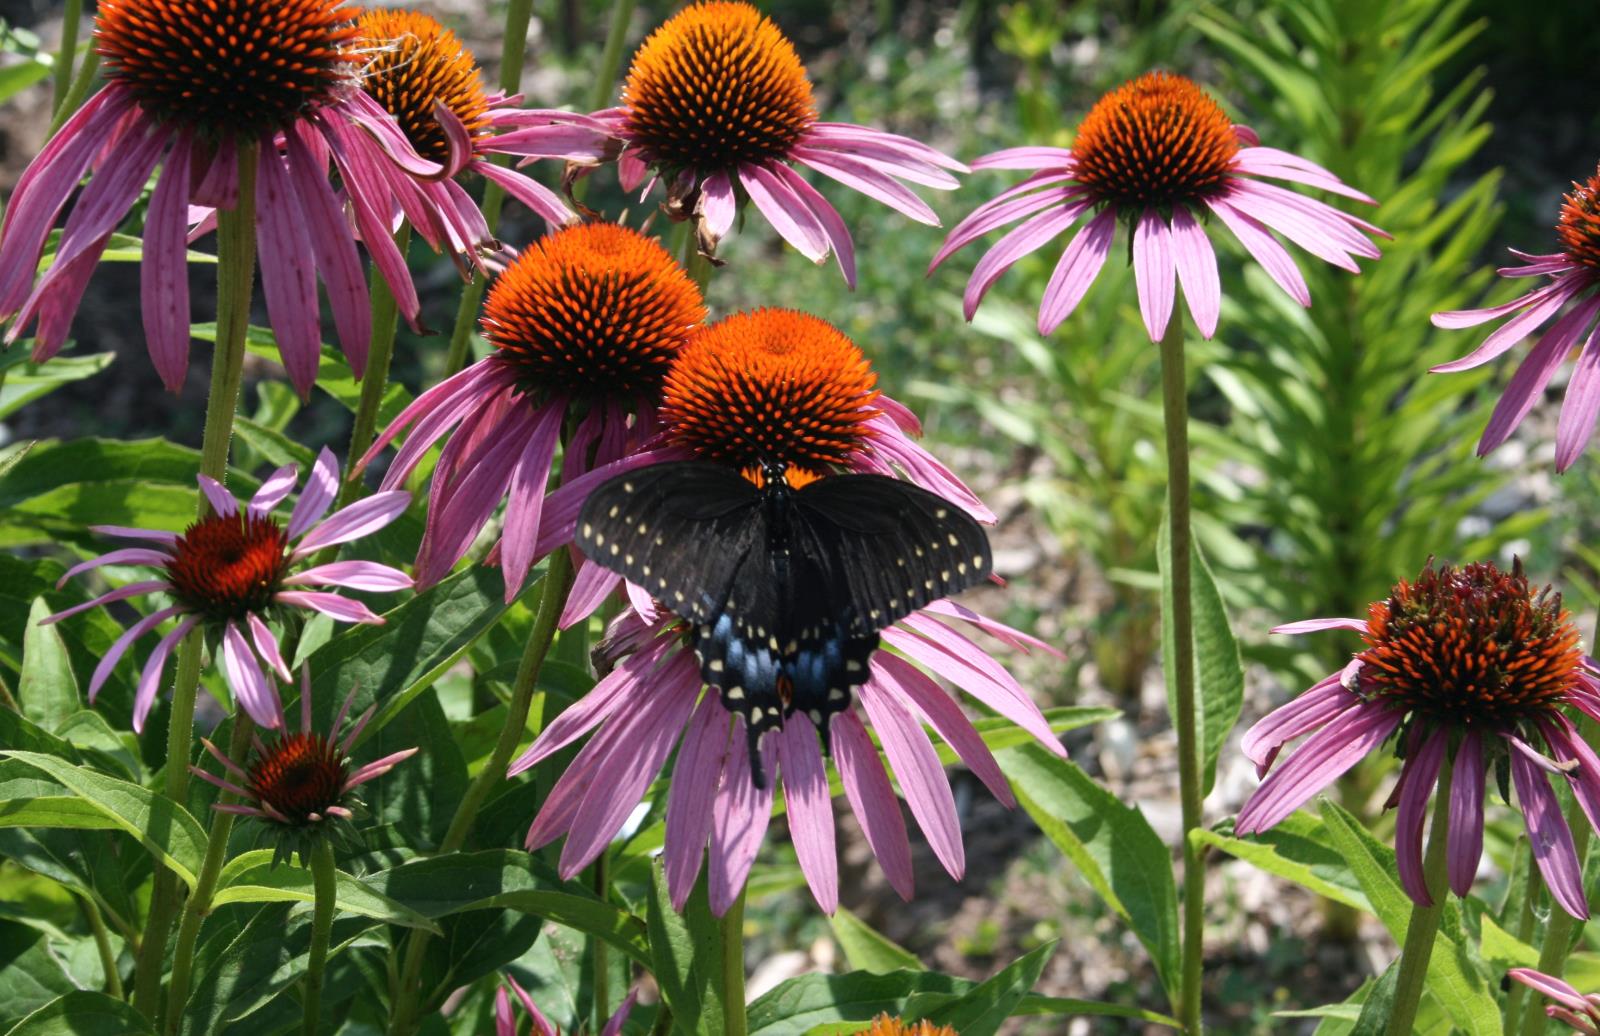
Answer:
[575,461,761,624]
[792,473,993,636]
[771,536,880,745]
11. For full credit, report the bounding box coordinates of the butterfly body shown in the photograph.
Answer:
[576,460,991,785]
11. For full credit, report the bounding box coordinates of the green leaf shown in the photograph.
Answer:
[367,850,649,967]
[995,743,1180,1005]
[1196,813,1368,911]
[1,750,206,887]
[1158,516,1243,794]
[3,991,155,1035]
[195,322,411,422]
[0,922,77,1031]
[211,850,442,933]
[921,943,1055,1036]
[828,907,921,973]
[0,353,115,420]
[0,796,121,831]
[746,970,968,1036]
[645,863,724,1036]
[1476,913,1537,969]
[0,57,50,106]
[1349,963,1400,1036]
[1013,995,1181,1029]
[1319,800,1500,1036]
[18,597,78,731]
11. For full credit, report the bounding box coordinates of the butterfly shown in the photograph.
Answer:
[576,459,992,786]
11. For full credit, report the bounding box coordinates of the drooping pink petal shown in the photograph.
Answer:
[970,146,1075,171]
[1206,200,1310,307]
[666,693,733,910]
[89,604,183,700]
[274,590,383,625]
[872,652,1013,807]
[1168,207,1221,339]
[1510,735,1589,919]
[247,613,291,682]
[1218,187,1368,271]
[43,580,169,626]
[500,403,565,602]
[792,147,939,224]
[1431,275,1578,329]
[1132,209,1176,341]
[192,141,238,210]
[1235,702,1401,834]
[141,133,195,392]
[340,90,446,179]
[314,116,422,327]
[1555,320,1600,471]
[1444,731,1485,897]
[131,616,197,733]
[856,413,995,523]
[600,989,640,1036]
[222,621,284,730]
[802,123,968,173]
[284,126,371,371]
[283,561,412,592]
[775,720,838,913]
[196,474,239,518]
[252,137,323,396]
[55,549,173,587]
[767,162,856,287]
[859,678,964,880]
[1430,276,1583,374]
[1539,716,1600,839]
[1239,673,1356,776]
[798,133,960,189]
[881,624,1059,753]
[1230,148,1376,204]
[367,361,516,486]
[475,160,574,229]
[88,524,179,545]
[508,637,676,775]
[1478,296,1600,456]
[1393,728,1447,906]
[832,708,913,900]
[961,199,1092,320]
[696,169,737,241]
[1038,207,1117,335]
[291,490,411,557]
[930,182,1082,271]
[558,562,623,629]
[739,162,829,262]
[559,652,701,877]
[1507,969,1589,1011]
[1271,617,1369,635]
[708,729,777,916]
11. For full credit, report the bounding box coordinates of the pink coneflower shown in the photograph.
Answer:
[550,307,997,626]
[42,448,411,732]
[1432,163,1600,471]
[358,222,706,602]
[1236,560,1600,919]
[1508,968,1600,1034]
[594,1,965,285]
[495,976,637,1036]
[192,667,417,866]
[511,311,1062,916]
[355,10,620,263]
[932,71,1385,339]
[0,0,440,395]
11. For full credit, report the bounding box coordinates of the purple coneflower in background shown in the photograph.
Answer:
[0,0,440,395]
[1236,560,1600,918]
[43,449,410,732]
[932,71,1385,340]
[358,222,706,601]
[192,667,416,865]
[1508,968,1600,1035]
[354,10,620,266]
[510,307,1062,916]
[495,975,637,1036]
[593,1,965,285]
[1432,162,1600,470]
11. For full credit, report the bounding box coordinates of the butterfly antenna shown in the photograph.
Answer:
[746,724,768,789]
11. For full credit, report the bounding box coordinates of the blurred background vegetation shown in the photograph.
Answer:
[2,0,1599,1030]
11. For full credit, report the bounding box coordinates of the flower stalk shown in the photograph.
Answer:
[1158,314,1205,1034]
[339,226,412,510]
[720,886,749,1036]
[132,143,259,1020]
[1386,759,1454,1036]
[50,0,83,116]
[304,838,337,1036]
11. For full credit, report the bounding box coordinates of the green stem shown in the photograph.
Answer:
[303,838,337,1036]
[79,892,124,999]
[49,0,82,118]
[720,888,748,1036]
[1501,845,1542,1030]
[678,225,712,293]
[163,717,256,1034]
[441,0,536,377]
[592,853,609,1033]
[131,141,258,1023]
[1386,758,1454,1036]
[46,43,97,137]
[1158,316,1204,1035]
[387,549,575,1035]
[589,0,636,112]
[338,226,410,510]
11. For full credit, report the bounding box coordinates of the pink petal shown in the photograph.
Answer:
[1507,969,1588,1011]
[1431,276,1584,374]
[1431,275,1579,329]
[1132,209,1176,341]
[500,403,565,602]
[252,137,322,397]
[1270,617,1369,635]
[803,122,968,172]
[1394,728,1447,906]
[882,624,1059,752]
[859,678,964,880]
[1235,702,1401,834]
[247,612,291,682]
[292,490,410,557]
[283,560,412,592]
[56,548,173,586]
[285,447,340,540]
[343,747,420,790]
[1510,736,1589,919]
[697,169,736,241]
[249,463,299,518]
[141,134,195,392]
[475,160,575,228]
[90,604,182,700]
[274,590,383,625]
[1038,207,1116,335]
[768,162,857,287]
[368,361,515,486]
[930,181,1082,271]
[1478,296,1600,456]
[43,580,169,625]
[197,474,239,517]
[558,562,623,630]
[1555,320,1600,471]
[508,638,676,776]
[222,621,284,729]
[1169,207,1221,339]
[132,616,197,733]
[739,163,828,262]
[709,728,777,916]
[872,653,1013,807]
[970,146,1075,171]
[792,147,939,225]
[960,199,1092,319]
[832,708,913,900]
[775,720,838,913]
[920,599,1064,658]
[666,694,733,910]
[1239,673,1355,775]
[88,525,179,545]
[283,126,371,372]
[1444,730,1486,897]
[1206,199,1310,307]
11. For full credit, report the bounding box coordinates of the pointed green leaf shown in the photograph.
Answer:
[645,863,724,1036]
[829,907,921,973]
[1196,813,1368,911]
[3,991,155,1035]
[0,797,121,830]
[18,597,77,731]
[921,943,1055,1036]
[746,970,968,1035]
[211,850,441,932]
